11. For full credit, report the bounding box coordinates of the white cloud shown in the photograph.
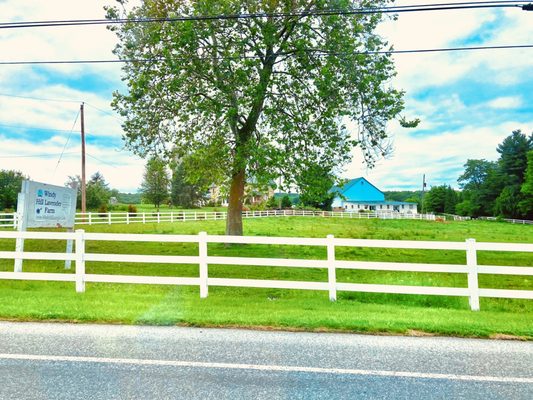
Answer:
[0,135,144,192]
[486,96,523,109]
[344,120,533,191]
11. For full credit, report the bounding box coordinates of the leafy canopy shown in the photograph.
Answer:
[107,0,405,188]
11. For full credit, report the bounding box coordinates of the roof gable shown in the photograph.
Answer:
[333,177,385,202]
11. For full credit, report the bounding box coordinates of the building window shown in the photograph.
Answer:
[409,205,413,209]
[387,205,390,210]
[351,204,354,209]
[402,205,405,209]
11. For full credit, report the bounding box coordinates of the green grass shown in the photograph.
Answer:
[0,218,531,338]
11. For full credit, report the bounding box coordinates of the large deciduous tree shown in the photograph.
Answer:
[107,0,406,235]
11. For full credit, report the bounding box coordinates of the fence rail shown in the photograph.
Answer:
[0,210,436,229]
[478,216,533,225]
[0,230,531,311]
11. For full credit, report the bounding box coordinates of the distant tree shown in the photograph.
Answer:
[496,130,533,185]
[456,160,502,217]
[424,185,458,214]
[86,173,112,210]
[65,175,82,209]
[66,173,113,210]
[140,157,170,211]
[116,192,142,204]
[0,170,26,210]
[170,163,206,209]
[281,195,292,209]
[296,163,335,211]
[518,151,533,219]
[494,186,521,218]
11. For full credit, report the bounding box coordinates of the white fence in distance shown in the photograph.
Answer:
[0,210,436,229]
[0,230,532,311]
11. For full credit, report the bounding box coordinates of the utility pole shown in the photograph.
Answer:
[80,102,86,213]
[421,174,427,213]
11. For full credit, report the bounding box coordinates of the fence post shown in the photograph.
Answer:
[199,231,208,298]
[466,238,480,311]
[88,212,92,225]
[108,212,111,225]
[142,213,146,224]
[327,234,337,301]
[75,229,86,293]
[171,212,174,223]
[126,212,130,225]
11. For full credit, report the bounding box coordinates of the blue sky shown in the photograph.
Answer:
[0,1,531,193]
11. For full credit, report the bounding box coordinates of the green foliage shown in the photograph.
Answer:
[127,204,138,215]
[170,163,206,209]
[117,192,142,204]
[140,156,170,212]
[497,129,533,185]
[107,0,406,234]
[67,173,114,210]
[518,151,533,218]
[456,131,533,219]
[87,173,113,210]
[296,163,335,210]
[0,170,26,210]
[281,195,292,209]
[423,185,458,214]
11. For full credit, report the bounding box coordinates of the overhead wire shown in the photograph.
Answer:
[52,109,80,178]
[0,44,532,67]
[0,1,529,29]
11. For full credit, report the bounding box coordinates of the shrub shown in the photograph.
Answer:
[98,204,108,217]
[127,204,138,216]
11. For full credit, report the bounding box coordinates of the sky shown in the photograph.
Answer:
[0,1,531,193]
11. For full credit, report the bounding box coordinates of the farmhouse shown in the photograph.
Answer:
[331,177,417,214]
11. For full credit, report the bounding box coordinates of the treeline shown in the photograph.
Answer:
[455,130,532,219]
[385,130,532,219]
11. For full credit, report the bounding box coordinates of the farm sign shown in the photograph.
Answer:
[19,180,77,228]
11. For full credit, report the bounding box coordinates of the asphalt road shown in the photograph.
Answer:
[0,322,531,399]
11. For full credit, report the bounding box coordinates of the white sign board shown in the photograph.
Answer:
[22,180,77,228]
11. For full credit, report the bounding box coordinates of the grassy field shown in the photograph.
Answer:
[0,217,531,338]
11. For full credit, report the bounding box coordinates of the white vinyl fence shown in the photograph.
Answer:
[0,210,436,229]
[0,230,531,311]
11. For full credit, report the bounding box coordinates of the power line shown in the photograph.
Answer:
[86,152,119,168]
[0,2,529,30]
[0,44,532,67]
[84,102,124,122]
[53,109,80,177]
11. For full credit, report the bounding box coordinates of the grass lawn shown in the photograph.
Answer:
[0,217,531,338]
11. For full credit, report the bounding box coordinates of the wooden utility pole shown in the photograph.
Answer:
[80,102,86,213]
[421,174,426,213]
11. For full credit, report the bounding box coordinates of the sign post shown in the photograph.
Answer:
[14,181,77,272]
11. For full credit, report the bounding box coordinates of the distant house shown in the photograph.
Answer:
[331,177,417,214]
[208,180,274,207]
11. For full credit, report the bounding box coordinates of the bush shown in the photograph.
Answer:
[281,195,292,209]
[98,204,108,217]
[128,204,138,216]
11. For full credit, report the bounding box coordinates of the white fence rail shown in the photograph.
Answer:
[478,216,533,225]
[0,230,531,311]
[0,210,436,229]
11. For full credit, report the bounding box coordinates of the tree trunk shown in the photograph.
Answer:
[226,168,246,236]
